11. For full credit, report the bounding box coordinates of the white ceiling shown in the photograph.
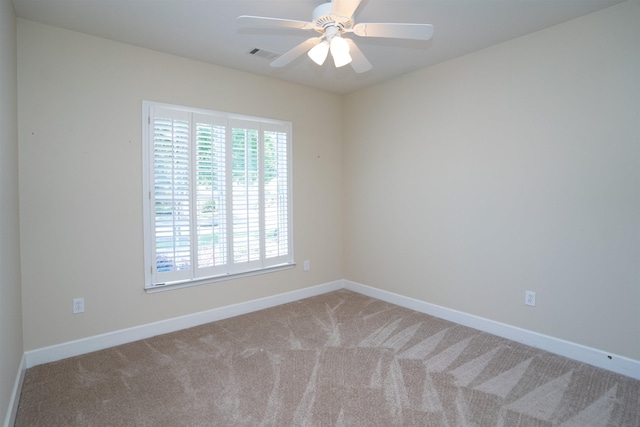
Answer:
[12,0,626,94]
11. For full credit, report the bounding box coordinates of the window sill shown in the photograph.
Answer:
[145,262,296,294]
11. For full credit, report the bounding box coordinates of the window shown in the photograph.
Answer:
[142,101,293,290]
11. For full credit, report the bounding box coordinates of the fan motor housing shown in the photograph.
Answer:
[312,2,353,31]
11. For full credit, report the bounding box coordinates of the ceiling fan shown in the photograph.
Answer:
[237,0,434,73]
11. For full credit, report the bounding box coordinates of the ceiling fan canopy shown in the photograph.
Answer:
[237,0,434,73]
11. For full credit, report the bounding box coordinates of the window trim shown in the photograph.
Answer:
[142,101,294,292]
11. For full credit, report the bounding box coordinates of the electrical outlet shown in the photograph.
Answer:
[303,260,310,271]
[73,297,85,314]
[525,291,536,307]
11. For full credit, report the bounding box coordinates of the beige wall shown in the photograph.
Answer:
[15,0,639,364]
[0,0,23,422]
[344,0,640,360]
[17,19,344,351]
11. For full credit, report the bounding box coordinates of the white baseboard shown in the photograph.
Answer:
[3,353,26,427]
[23,278,639,381]
[25,280,343,369]
[343,280,640,380]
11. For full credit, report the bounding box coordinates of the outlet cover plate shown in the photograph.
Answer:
[73,297,85,314]
[525,291,536,307]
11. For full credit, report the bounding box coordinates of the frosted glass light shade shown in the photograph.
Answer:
[308,41,330,65]
[330,36,352,67]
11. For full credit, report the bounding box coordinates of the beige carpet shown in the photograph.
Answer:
[15,290,640,426]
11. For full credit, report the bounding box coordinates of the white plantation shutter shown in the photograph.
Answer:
[151,108,192,283]
[263,123,290,266]
[194,114,228,278]
[229,120,261,272]
[143,102,293,289]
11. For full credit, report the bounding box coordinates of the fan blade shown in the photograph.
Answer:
[345,39,372,73]
[270,37,323,68]
[352,23,434,40]
[330,0,362,18]
[237,15,316,31]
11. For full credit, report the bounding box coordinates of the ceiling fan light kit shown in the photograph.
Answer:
[308,40,330,65]
[307,25,352,67]
[330,36,352,67]
[237,0,433,73]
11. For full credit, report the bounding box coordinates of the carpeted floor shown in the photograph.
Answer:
[15,289,640,426]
